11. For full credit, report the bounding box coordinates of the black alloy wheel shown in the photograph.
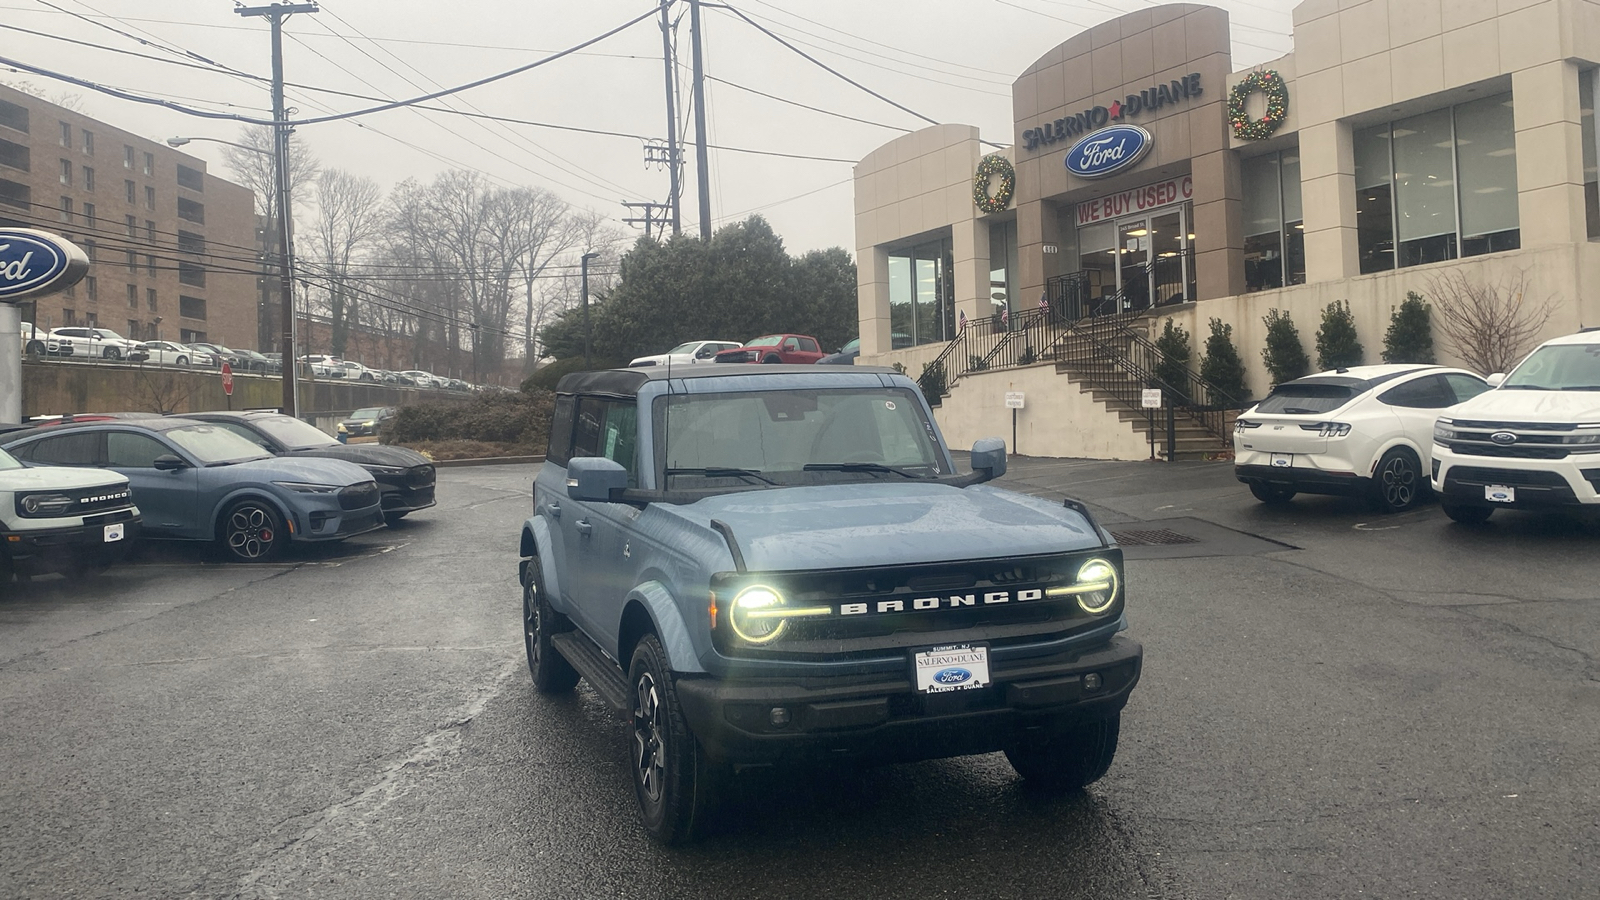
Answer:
[219,499,284,562]
[1249,481,1296,504]
[1441,501,1494,525]
[1004,713,1121,792]
[522,557,579,692]
[629,634,722,844]
[103,347,121,359]
[1373,448,1423,513]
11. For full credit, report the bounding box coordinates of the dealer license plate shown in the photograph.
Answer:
[1270,453,1293,468]
[103,523,125,542]
[913,645,990,694]
[1485,484,1516,503]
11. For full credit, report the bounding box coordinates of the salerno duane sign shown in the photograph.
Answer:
[1023,72,1204,153]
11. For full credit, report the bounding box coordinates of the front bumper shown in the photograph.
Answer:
[1,510,142,576]
[1432,450,1599,509]
[377,482,435,514]
[292,503,386,541]
[675,635,1142,765]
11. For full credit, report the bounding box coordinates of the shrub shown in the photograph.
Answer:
[1199,318,1248,407]
[520,356,628,393]
[1152,318,1192,402]
[1315,299,1364,370]
[1382,291,1437,364]
[1018,345,1038,366]
[387,390,556,451]
[1261,308,1311,386]
[969,354,989,372]
[917,360,947,406]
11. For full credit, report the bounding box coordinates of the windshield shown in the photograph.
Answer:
[0,448,21,471]
[657,387,943,484]
[253,415,339,449]
[1503,344,1600,390]
[165,425,274,464]
[744,335,782,348]
[350,407,388,420]
[1254,383,1357,414]
[667,342,700,354]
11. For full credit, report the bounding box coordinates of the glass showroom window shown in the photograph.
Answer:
[1241,150,1305,291]
[888,235,954,348]
[988,219,1018,320]
[1581,68,1598,238]
[1355,93,1519,273]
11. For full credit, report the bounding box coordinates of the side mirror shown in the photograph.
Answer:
[566,456,628,502]
[1487,372,1506,387]
[969,438,1007,482]
[152,454,188,471]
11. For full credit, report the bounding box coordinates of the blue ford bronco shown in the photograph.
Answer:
[518,365,1142,843]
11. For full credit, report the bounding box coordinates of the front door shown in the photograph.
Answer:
[104,431,201,536]
[1078,202,1195,316]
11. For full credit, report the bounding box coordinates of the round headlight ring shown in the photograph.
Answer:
[729,585,787,644]
[22,496,41,513]
[1075,558,1120,615]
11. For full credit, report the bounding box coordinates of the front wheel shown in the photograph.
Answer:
[629,634,722,844]
[1372,448,1423,513]
[1249,482,1296,504]
[1441,501,1493,525]
[522,558,579,692]
[218,499,285,562]
[1005,713,1121,792]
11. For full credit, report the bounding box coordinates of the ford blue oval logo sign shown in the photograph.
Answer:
[934,667,973,685]
[1064,125,1153,179]
[1489,431,1517,445]
[0,228,90,303]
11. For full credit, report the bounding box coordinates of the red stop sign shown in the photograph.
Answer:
[221,361,234,396]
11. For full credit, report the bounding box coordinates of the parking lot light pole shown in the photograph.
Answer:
[581,251,600,367]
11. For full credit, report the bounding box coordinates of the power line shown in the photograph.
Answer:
[707,74,913,134]
[741,0,1019,79]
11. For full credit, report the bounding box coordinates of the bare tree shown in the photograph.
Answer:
[307,169,385,358]
[1427,268,1556,375]
[505,188,581,365]
[224,126,321,217]
[3,80,85,112]
[132,369,198,415]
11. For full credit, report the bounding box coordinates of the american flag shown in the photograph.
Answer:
[1000,307,1009,325]
[958,310,968,330]
[1040,293,1049,311]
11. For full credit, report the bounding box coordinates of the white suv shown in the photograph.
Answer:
[48,327,141,360]
[0,445,141,579]
[1432,329,1600,523]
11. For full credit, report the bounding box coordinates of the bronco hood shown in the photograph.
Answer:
[1453,388,1600,423]
[652,483,1105,572]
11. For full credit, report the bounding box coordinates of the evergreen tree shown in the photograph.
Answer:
[1200,318,1248,407]
[1153,318,1192,402]
[1261,308,1311,386]
[1316,299,1365,370]
[1382,292,1437,364]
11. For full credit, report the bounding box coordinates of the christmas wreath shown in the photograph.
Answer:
[973,153,1015,214]
[1228,69,1288,141]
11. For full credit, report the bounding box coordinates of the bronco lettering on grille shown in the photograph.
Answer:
[839,588,1046,617]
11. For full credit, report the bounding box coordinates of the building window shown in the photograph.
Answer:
[177,197,204,224]
[178,262,206,287]
[988,219,1019,320]
[1355,92,1519,273]
[59,158,71,185]
[125,179,135,204]
[126,249,137,272]
[85,311,97,327]
[127,283,138,308]
[0,139,29,172]
[124,145,134,169]
[179,295,206,320]
[180,328,207,343]
[83,202,95,224]
[63,308,76,326]
[0,179,30,209]
[147,288,157,311]
[145,254,156,276]
[177,230,206,254]
[0,100,27,133]
[58,195,72,223]
[85,276,97,301]
[60,122,71,146]
[1581,68,1598,238]
[81,130,93,155]
[83,239,95,262]
[143,152,153,176]
[145,185,155,210]
[1241,150,1305,291]
[82,166,94,191]
[888,234,956,348]
[125,214,136,236]
[176,164,204,192]
[145,220,155,241]
[129,319,141,338]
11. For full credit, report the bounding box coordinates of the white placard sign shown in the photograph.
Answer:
[1005,391,1025,409]
[1141,388,1163,409]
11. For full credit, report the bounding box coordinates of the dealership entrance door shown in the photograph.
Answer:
[1077,203,1196,316]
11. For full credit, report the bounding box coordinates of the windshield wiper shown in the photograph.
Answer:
[1503,384,1553,390]
[1558,385,1600,391]
[665,467,778,485]
[804,462,930,479]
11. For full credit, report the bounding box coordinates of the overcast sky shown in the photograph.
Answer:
[1,0,1302,255]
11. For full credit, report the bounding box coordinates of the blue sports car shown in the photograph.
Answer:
[2,418,384,562]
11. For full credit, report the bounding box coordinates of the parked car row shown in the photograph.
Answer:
[1234,328,1600,524]
[0,411,435,578]
[628,334,848,369]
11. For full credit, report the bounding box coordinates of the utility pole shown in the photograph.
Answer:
[580,252,600,368]
[622,201,672,241]
[659,0,681,236]
[237,1,317,417]
[688,0,711,240]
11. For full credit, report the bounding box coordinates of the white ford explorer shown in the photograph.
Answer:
[1431,329,1600,523]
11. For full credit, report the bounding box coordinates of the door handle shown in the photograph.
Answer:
[547,502,561,519]
[575,519,593,536]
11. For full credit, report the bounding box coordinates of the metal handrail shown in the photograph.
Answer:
[1101,318,1237,444]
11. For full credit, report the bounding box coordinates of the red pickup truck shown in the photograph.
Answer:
[713,334,827,365]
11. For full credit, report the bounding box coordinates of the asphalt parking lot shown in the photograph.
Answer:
[1,459,1596,899]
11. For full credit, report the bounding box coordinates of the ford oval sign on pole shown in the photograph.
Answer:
[1064,125,1153,179]
[0,229,90,424]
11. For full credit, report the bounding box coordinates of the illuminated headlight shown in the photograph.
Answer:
[1044,557,1121,614]
[729,585,788,643]
[19,493,75,516]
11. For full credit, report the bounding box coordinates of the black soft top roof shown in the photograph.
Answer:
[553,364,898,396]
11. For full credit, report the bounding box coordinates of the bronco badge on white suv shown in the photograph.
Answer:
[1432,329,1600,523]
[0,445,141,579]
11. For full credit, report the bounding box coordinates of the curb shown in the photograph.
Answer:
[433,455,546,468]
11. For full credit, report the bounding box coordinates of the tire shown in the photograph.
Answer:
[1005,713,1121,793]
[218,499,285,562]
[1372,448,1424,513]
[762,354,781,364]
[1441,501,1493,525]
[103,347,121,360]
[175,356,188,367]
[629,634,723,844]
[522,557,579,692]
[24,340,44,356]
[1249,481,1296,504]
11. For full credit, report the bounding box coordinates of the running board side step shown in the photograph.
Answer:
[550,631,632,714]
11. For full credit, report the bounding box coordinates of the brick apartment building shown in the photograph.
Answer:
[0,83,259,350]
